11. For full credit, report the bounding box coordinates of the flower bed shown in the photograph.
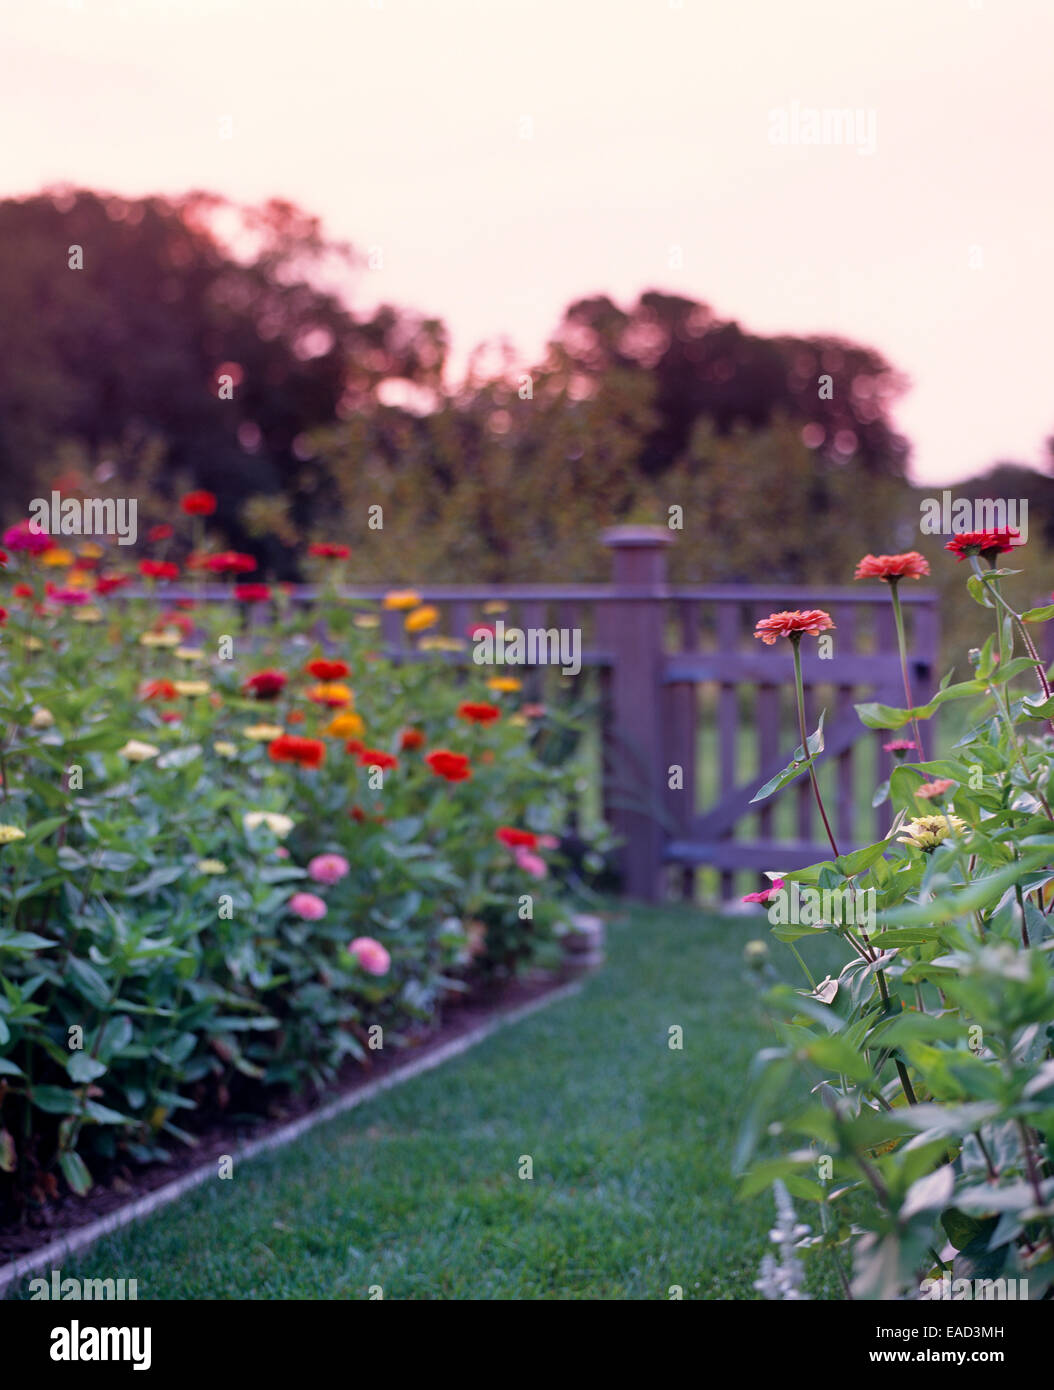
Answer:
[740,534,1054,1300]
[0,503,603,1213]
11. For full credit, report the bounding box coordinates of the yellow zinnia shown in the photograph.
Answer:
[897,814,968,852]
[383,590,422,611]
[487,676,521,692]
[353,614,381,629]
[214,741,238,758]
[175,646,206,662]
[72,605,103,623]
[78,543,104,560]
[245,724,285,741]
[405,605,440,633]
[308,682,353,707]
[139,629,181,648]
[244,811,294,838]
[118,739,161,762]
[173,680,210,697]
[482,600,508,615]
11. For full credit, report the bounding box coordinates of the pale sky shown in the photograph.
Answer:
[4,0,1053,483]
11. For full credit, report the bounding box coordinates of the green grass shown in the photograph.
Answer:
[9,903,843,1300]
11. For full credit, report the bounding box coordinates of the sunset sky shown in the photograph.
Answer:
[5,0,1052,484]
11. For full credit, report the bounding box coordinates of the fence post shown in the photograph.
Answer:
[601,525,674,902]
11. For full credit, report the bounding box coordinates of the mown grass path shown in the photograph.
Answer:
[13,904,838,1299]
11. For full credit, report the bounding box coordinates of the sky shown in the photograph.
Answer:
[4,0,1053,484]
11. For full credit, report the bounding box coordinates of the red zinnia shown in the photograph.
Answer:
[308,542,350,559]
[205,551,257,575]
[496,827,538,849]
[425,749,472,782]
[159,710,182,723]
[0,550,8,568]
[457,701,501,724]
[140,679,178,701]
[944,529,1021,562]
[854,552,929,582]
[243,669,287,699]
[95,573,130,595]
[359,748,398,770]
[13,583,34,598]
[468,623,495,639]
[139,560,180,581]
[753,610,836,645]
[0,608,6,624]
[268,735,326,769]
[147,524,174,542]
[234,584,272,603]
[181,490,217,516]
[344,739,366,755]
[399,728,425,751]
[305,659,350,681]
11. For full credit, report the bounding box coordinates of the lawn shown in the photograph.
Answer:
[9,902,842,1300]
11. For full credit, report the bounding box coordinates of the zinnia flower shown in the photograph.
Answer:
[139,560,180,581]
[214,741,238,758]
[425,749,472,782]
[308,542,350,559]
[496,827,538,849]
[854,552,930,582]
[897,814,967,851]
[196,859,227,875]
[742,878,785,904]
[405,605,440,633]
[245,723,286,741]
[147,524,174,542]
[13,583,33,598]
[181,490,217,516]
[349,936,391,976]
[354,614,381,629]
[243,669,288,699]
[457,701,501,724]
[883,739,917,755]
[139,629,181,647]
[307,682,353,708]
[306,659,350,681]
[30,707,55,729]
[383,590,421,610]
[399,728,425,751]
[3,521,53,554]
[243,811,295,838]
[118,739,161,762]
[205,551,256,575]
[175,646,205,662]
[268,735,326,769]
[322,712,363,739]
[140,679,178,701]
[916,778,956,799]
[753,609,836,645]
[234,584,272,603]
[513,847,547,878]
[42,547,75,568]
[308,853,349,885]
[96,573,131,596]
[289,891,327,921]
[487,676,521,693]
[173,680,211,697]
[944,529,1021,562]
[358,748,398,770]
[48,588,90,606]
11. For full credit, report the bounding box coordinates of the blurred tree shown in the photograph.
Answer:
[0,187,444,570]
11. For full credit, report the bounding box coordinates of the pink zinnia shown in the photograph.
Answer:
[4,520,54,555]
[308,853,349,885]
[289,892,327,921]
[742,878,785,905]
[513,847,548,879]
[350,936,391,976]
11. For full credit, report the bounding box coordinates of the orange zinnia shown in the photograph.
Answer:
[753,610,835,645]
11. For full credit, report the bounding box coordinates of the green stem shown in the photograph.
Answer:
[791,637,839,859]
[889,582,924,760]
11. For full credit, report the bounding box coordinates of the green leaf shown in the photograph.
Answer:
[834,837,893,878]
[1020,603,1054,624]
[58,1150,93,1196]
[0,931,58,952]
[30,1084,81,1115]
[67,1052,107,1084]
[941,1207,984,1252]
[856,681,987,731]
[750,713,825,804]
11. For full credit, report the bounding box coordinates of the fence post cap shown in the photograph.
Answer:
[601,525,675,548]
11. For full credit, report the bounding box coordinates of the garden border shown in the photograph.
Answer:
[0,978,583,1296]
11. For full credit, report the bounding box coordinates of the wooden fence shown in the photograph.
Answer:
[140,526,940,902]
